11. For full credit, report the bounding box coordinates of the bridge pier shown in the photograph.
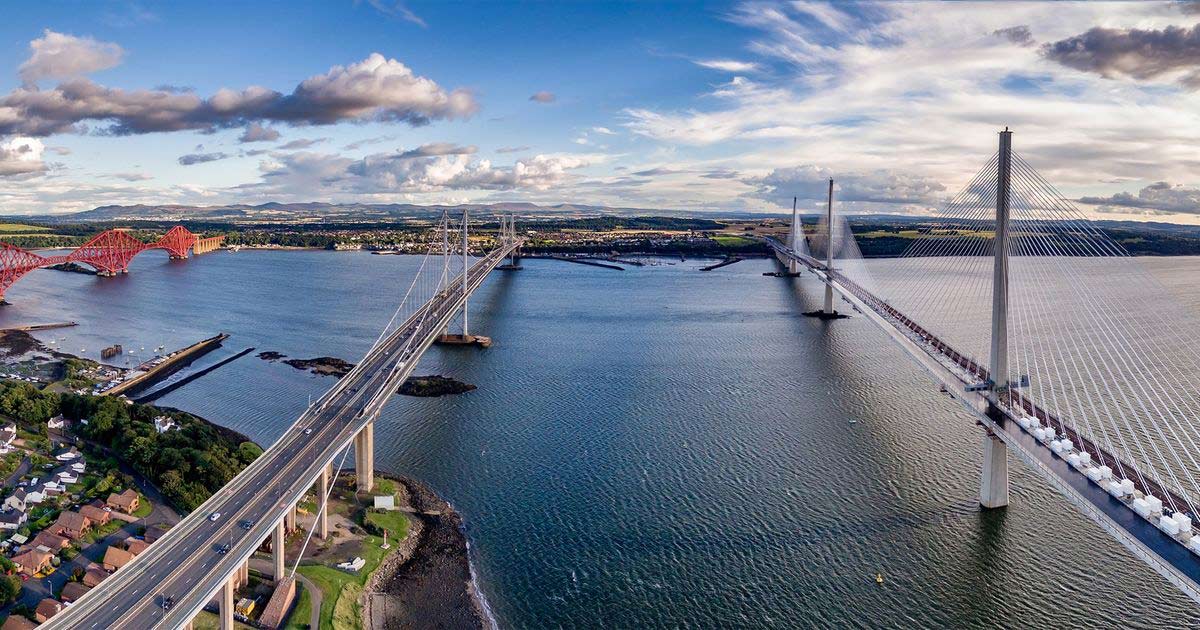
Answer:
[355,421,375,492]
[220,574,235,630]
[273,519,286,582]
[980,431,1010,508]
[285,504,297,532]
[318,462,331,539]
[236,559,249,587]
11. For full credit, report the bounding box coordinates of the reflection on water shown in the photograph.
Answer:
[2,251,1197,627]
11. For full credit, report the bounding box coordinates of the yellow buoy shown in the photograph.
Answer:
[875,573,884,584]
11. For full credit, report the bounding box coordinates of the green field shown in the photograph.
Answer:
[710,235,757,247]
[0,223,49,233]
[296,525,403,630]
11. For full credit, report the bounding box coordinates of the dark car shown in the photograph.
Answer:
[239,520,252,530]
[216,542,230,554]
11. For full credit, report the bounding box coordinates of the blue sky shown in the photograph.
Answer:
[2,2,1200,220]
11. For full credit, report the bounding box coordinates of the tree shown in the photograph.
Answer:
[0,574,20,605]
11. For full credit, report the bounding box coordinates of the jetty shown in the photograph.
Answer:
[104,333,230,397]
[1,321,77,332]
[701,257,744,271]
[133,346,255,403]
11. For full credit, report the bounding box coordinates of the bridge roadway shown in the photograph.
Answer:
[48,238,523,629]
[767,237,1200,604]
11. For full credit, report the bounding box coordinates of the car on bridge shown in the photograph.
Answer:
[239,519,252,530]
[209,512,221,521]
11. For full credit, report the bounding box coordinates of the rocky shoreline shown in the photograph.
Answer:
[364,473,487,630]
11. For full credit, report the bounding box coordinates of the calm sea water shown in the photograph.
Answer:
[2,250,1197,628]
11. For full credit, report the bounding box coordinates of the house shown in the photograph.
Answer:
[53,446,78,461]
[60,581,91,603]
[0,615,37,630]
[82,564,110,588]
[35,597,63,622]
[0,423,15,446]
[102,545,134,572]
[56,471,78,485]
[0,509,26,531]
[11,549,51,577]
[42,481,63,494]
[144,524,169,543]
[47,415,66,431]
[153,415,177,433]
[106,488,140,514]
[24,489,44,505]
[70,461,86,473]
[51,510,91,539]
[8,533,27,547]
[79,504,110,526]
[125,538,150,556]
[4,488,27,512]
[29,530,69,553]
[373,495,396,510]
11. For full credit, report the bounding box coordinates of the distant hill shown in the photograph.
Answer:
[38,201,713,224]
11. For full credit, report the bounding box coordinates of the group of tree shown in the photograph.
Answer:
[58,393,261,511]
[0,381,263,512]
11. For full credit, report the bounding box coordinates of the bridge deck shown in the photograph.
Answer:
[46,239,522,629]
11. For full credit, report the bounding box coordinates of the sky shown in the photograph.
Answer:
[3,1,1200,220]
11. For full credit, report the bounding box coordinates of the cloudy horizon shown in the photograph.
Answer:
[4,2,1200,221]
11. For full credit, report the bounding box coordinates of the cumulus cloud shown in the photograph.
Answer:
[748,165,946,208]
[178,152,229,166]
[238,122,280,143]
[0,52,477,136]
[529,91,556,103]
[1042,24,1200,87]
[1079,181,1200,214]
[0,137,46,177]
[993,25,1035,47]
[244,149,595,198]
[694,59,759,72]
[591,126,616,135]
[19,30,124,85]
[395,142,477,158]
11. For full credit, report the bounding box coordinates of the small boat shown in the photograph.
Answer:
[849,419,858,425]
[876,573,884,584]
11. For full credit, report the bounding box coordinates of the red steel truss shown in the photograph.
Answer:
[0,226,209,300]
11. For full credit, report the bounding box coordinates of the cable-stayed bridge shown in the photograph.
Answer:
[46,212,523,629]
[771,129,1200,604]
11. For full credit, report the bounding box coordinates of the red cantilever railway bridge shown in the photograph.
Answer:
[0,226,223,300]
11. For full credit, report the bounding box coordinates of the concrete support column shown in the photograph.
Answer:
[220,574,235,630]
[237,559,249,587]
[318,462,331,539]
[823,178,835,313]
[285,504,297,532]
[273,520,286,582]
[980,432,1010,508]
[355,421,375,491]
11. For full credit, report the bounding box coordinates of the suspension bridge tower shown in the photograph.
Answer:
[981,128,1013,509]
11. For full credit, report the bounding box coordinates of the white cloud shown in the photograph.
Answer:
[694,59,759,72]
[19,30,124,85]
[0,137,46,177]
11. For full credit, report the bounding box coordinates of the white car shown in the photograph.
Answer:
[304,428,313,435]
[209,512,221,522]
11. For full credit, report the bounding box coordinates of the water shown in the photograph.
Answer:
[3,250,1198,627]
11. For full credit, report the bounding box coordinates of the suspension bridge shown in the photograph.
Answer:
[770,129,1200,604]
[0,226,224,300]
[45,211,522,629]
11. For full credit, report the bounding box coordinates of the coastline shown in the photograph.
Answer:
[363,472,487,630]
